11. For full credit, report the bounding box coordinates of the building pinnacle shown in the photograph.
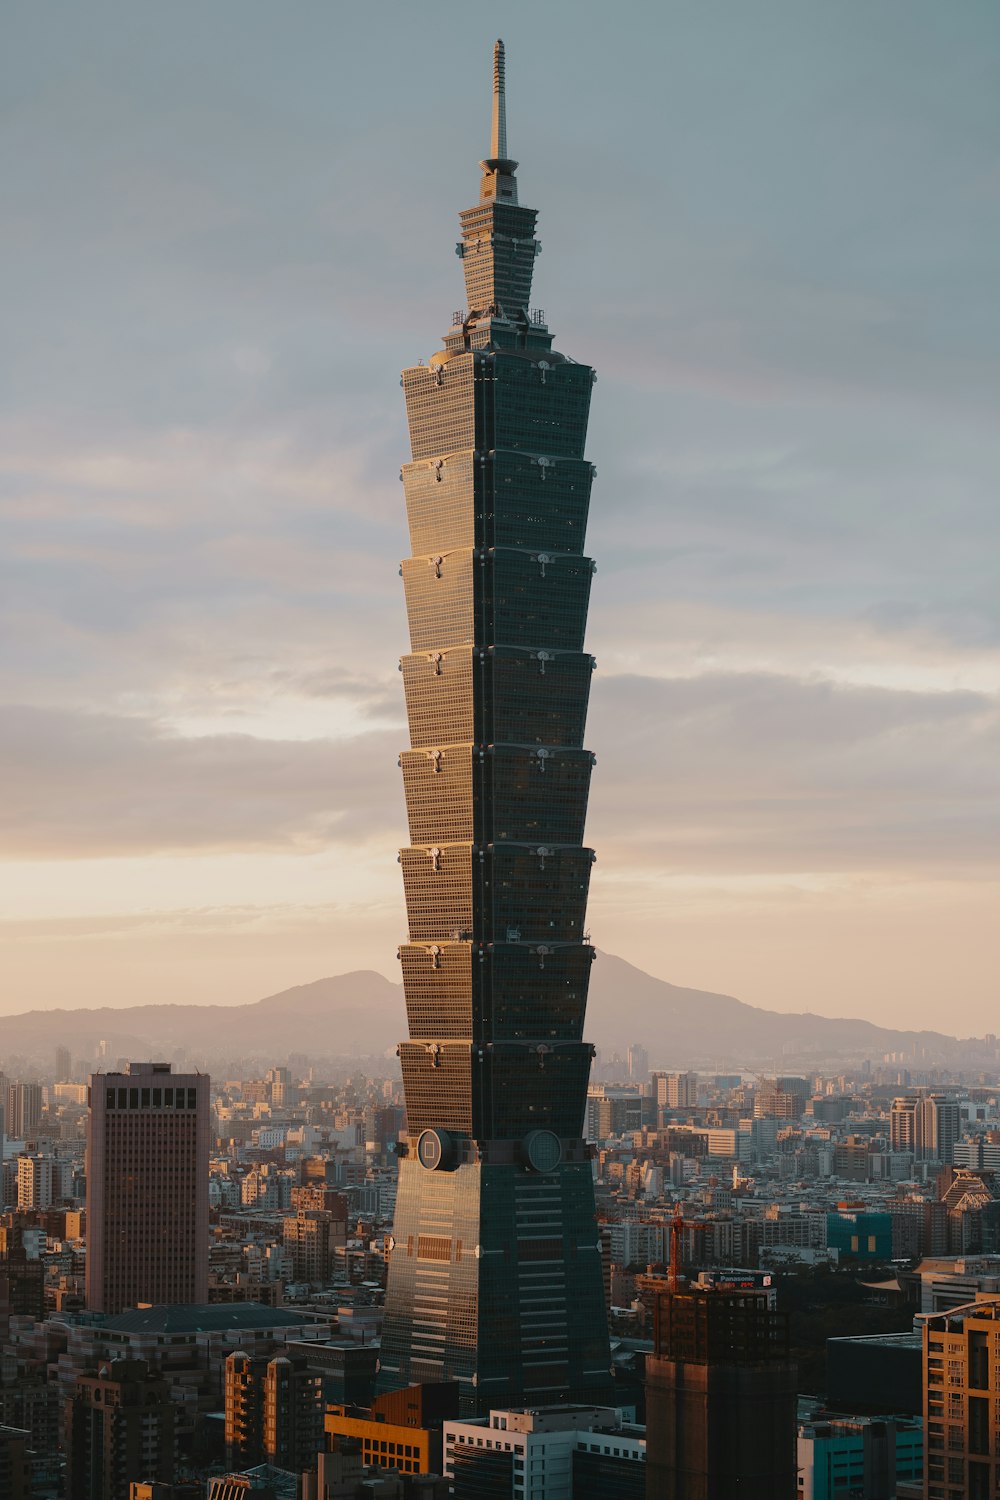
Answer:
[491,39,508,161]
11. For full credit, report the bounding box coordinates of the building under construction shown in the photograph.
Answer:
[645,1286,798,1500]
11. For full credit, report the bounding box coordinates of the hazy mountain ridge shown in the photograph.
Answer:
[0,955,974,1073]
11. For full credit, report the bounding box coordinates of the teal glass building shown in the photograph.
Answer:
[377,42,611,1415]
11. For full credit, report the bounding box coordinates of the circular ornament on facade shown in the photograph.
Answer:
[416,1127,452,1171]
[523,1129,563,1174]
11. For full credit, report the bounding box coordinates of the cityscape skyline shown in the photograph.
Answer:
[3,2,999,1033]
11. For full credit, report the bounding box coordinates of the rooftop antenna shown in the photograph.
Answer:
[491,38,507,160]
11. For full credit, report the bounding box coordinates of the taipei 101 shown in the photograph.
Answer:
[2,7,996,1499]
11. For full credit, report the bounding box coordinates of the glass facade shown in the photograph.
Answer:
[379,43,611,1415]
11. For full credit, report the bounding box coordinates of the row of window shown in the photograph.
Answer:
[104,1087,199,1111]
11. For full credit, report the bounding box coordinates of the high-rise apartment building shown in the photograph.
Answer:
[627,1045,649,1083]
[0,1424,35,1500]
[923,1095,961,1165]
[16,1153,72,1211]
[5,1082,42,1141]
[645,1288,798,1499]
[653,1072,699,1110]
[891,1093,961,1163]
[224,1351,322,1474]
[0,1226,46,1327]
[923,1297,1000,1498]
[282,1207,347,1285]
[85,1062,209,1313]
[64,1358,175,1500]
[754,1078,806,1120]
[379,41,610,1414]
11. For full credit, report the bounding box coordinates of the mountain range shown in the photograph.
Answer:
[0,952,977,1074]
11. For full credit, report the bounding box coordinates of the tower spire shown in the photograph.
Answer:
[491,38,507,160]
[479,39,518,205]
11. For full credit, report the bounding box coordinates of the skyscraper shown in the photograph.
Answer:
[379,41,610,1414]
[85,1061,209,1313]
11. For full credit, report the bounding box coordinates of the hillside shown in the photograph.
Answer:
[0,955,970,1073]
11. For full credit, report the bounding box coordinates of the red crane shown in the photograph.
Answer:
[668,1205,686,1293]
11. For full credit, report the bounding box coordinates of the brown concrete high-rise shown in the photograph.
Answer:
[85,1062,209,1313]
[645,1287,798,1499]
[923,1297,1000,1497]
[64,1358,175,1500]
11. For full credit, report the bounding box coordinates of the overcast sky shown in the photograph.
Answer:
[2,0,998,1033]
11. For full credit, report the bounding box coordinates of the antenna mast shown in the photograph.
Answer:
[491,38,507,159]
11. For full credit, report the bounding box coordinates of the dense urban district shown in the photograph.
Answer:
[3,1033,1000,1497]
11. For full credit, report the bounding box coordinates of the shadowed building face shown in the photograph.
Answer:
[85,1061,209,1314]
[377,41,611,1415]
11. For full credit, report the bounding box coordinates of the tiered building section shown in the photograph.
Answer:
[378,42,611,1415]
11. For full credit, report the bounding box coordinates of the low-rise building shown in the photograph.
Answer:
[796,1402,923,1500]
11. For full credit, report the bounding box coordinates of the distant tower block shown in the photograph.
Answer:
[378,40,610,1415]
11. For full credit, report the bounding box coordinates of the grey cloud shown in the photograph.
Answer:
[0,705,403,857]
[4,672,998,882]
[587,672,1000,874]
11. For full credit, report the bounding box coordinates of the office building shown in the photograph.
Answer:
[379,41,609,1413]
[443,1405,645,1498]
[64,1358,175,1500]
[826,1332,923,1416]
[85,1062,210,1313]
[796,1405,923,1500]
[826,1208,893,1261]
[923,1296,1000,1498]
[645,1287,798,1499]
[325,1382,459,1477]
[954,1137,1000,1172]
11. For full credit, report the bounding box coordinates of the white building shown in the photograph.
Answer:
[443,1406,645,1499]
[17,1153,72,1210]
[607,1220,665,1266]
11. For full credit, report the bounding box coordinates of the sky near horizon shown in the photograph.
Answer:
[2,1,999,1032]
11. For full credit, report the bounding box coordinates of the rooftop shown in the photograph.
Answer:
[827,1331,922,1349]
[103,1304,313,1335]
